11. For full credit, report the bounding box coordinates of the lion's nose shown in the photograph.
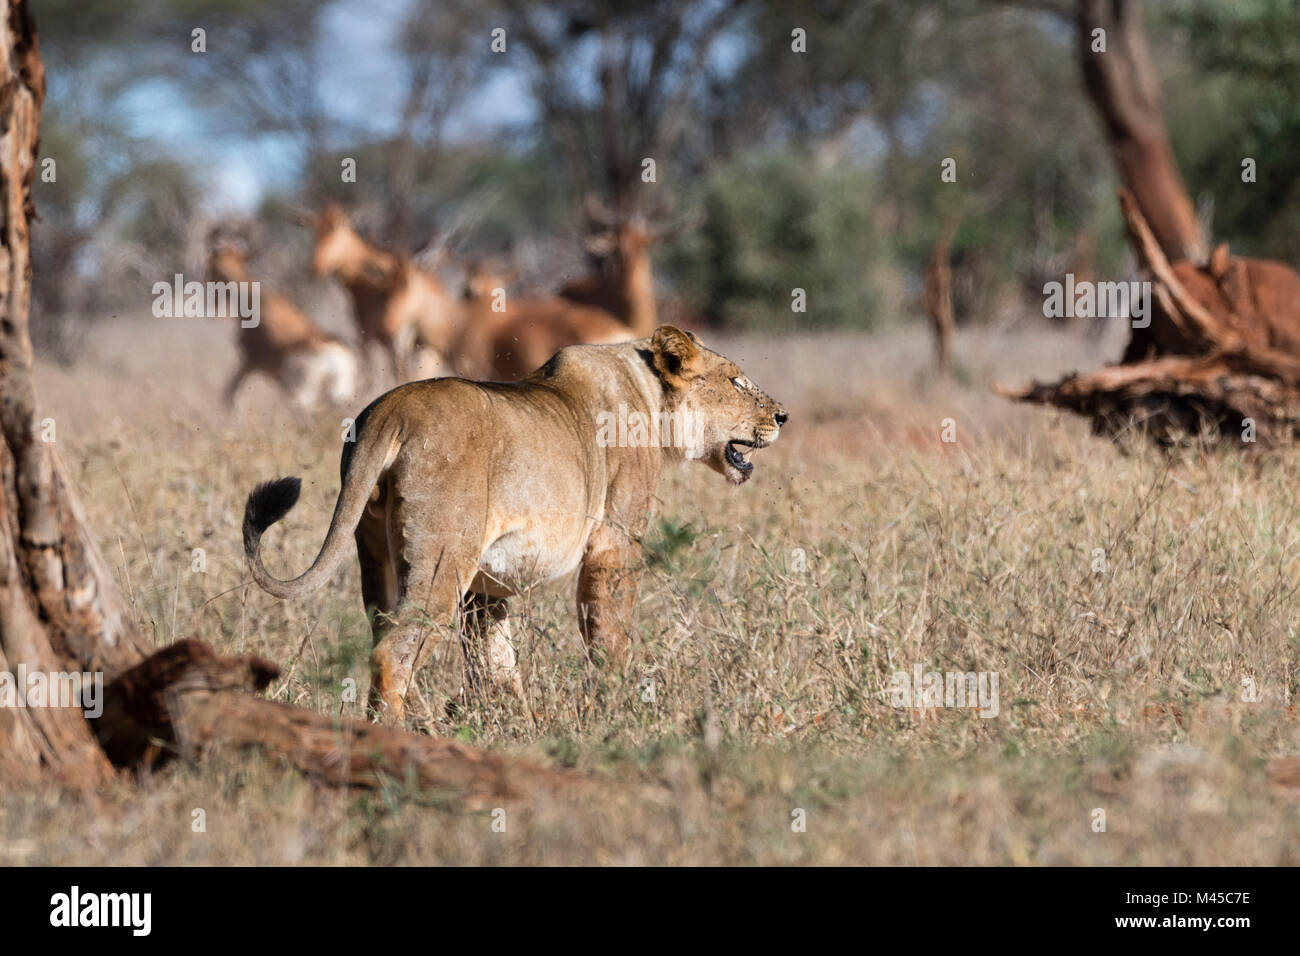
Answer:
[774,410,789,427]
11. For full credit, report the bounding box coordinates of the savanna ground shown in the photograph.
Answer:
[3,309,1298,865]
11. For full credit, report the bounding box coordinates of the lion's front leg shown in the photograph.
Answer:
[575,524,645,669]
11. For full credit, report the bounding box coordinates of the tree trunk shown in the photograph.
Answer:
[921,213,960,376]
[0,0,145,785]
[1078,0,1206,265]
[0,0,577,802]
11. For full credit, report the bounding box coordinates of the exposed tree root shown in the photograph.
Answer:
[998,189,1300,446]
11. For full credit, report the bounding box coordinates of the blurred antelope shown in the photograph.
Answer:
[207,233,357,412]
[310,204,455,381]
[557,196,663,337]
[452,261,634,381]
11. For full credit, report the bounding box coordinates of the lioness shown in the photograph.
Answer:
[242,326,787,722]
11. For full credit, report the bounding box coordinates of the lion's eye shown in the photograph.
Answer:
[731,377,748,391]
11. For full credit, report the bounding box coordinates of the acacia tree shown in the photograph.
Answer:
[0,0,572,799]
[500,0,747,217]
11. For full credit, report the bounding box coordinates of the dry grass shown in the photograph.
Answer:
[3,312,1299,864]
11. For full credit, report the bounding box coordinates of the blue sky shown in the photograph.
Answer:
[111,0,539,211]
[60,0,760,213]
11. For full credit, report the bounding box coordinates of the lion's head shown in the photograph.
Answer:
[648,326,787,484]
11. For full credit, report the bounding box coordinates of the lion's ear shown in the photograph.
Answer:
[651,325,702,388]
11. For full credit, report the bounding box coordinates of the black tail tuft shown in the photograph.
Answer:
[243,477,302,556]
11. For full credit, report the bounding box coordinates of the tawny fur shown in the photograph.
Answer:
[242,326,787,723]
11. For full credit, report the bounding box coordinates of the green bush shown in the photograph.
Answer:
[663,154,887,331]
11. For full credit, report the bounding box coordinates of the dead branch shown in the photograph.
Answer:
[95,640,584,805]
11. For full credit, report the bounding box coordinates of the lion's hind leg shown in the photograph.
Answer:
[366,487,484,725]
[356,510,396,633]
[368,568,472,725]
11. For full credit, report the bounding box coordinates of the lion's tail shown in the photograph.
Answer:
[242,415,398,600]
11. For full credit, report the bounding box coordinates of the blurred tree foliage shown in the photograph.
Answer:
[664,154,886,329]
[1165,0,1300,262]
[23,0,1300,344]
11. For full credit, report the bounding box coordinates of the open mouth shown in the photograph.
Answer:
[725,440,755,474]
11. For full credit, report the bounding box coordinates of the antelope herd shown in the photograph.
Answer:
[207,235,358,411]
[212,200,664,409]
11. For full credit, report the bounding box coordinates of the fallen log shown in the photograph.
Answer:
[995,352,1300,445]
[94,639,583,806]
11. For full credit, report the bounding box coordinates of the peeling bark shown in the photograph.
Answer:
[0,0,137,785]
